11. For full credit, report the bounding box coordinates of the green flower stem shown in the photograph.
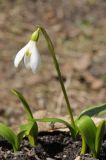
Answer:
[38,26,76,129]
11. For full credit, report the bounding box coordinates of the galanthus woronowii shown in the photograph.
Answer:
[14,29,40,73]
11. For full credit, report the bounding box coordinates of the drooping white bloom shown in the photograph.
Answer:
[14,40,40,73]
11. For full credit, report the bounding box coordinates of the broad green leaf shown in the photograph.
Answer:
[0,123,18,151]
[76,116,97,155]
[78,103,106,119]
[95,120,105,157]
[12,89,33,120]
[35,117,76,139]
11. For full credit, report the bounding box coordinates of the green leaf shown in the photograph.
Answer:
[76,116,97,155]
[20,121,37,135]
[95,120,105,157]
[20,121,38,146]
[35,117,76,139]
[78,103,106,119]
[17,130,26,149]
[28,123,38,146]
[12,89,33,120]
[0,123,18,151]
[81,136,88,154]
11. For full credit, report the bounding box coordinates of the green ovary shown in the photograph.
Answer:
[26,50,32,57]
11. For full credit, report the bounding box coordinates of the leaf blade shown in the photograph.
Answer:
[35,117,76,139]
[20,121,38,146]
[17,130,26,149]
[12,89,33,120]
[78,103,106,119]
[95,120,105,157]
[76,116,97,155]
[0,123,18,151]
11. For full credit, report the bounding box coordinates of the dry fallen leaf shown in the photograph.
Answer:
[73,54,91,71]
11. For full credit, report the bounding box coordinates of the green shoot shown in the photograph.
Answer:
[95,120,105,158]
[76,116,105,158]
[17,130,26,149]
[81,136,88,154]
[12,89,38,146]
[0,123,24,152]
[77,116,97,156]
[20,120,38,146]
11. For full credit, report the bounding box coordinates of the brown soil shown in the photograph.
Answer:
[0,131,106,160]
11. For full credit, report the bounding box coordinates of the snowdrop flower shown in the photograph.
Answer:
[14,29,40,73]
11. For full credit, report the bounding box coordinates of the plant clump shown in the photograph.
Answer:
[0,26,105,159]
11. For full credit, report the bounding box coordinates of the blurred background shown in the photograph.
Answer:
[0,0,106,129]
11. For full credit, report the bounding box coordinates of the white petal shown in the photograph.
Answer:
[14,42,30,67]
[24,55,31,69]
[29,42,40,73]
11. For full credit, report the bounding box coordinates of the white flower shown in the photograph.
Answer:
[14,40,40,73]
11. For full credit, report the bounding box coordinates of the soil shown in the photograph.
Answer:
[0,131,106,160]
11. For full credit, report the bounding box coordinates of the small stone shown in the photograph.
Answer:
[46,158,55,160]
[75,156,80,160]
[63,154,67,158]
[7,150,11,154]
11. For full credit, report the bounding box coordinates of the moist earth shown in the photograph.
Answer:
[0,131,106,160]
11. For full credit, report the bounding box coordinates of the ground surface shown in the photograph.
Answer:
[0,131,81,160]
[0,0,106,129]
[0,131,106,160]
